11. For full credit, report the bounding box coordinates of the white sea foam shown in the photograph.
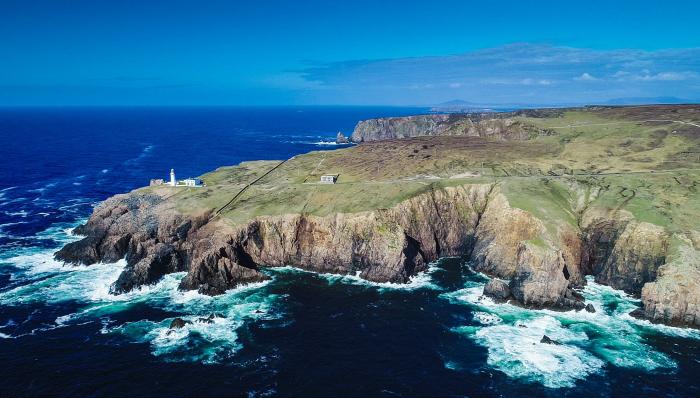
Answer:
[114,316,244,363]
[0,223,83,276]
[4,255,278,364]
[102,279,280,363]
[442,275,687,388]
[269,262,442,291]
[28,182,57,194]
[3,210,29,217]
[0,260,126,306]
[0,197,29,207]
[124,144,155,166]
[1,220,280,363]
[579,276,700,340]
[280,137,353,146]
[474,316,604,388]
[473,311,502,325]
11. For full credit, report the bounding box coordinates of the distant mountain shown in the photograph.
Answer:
[431,99,504,113]
[430,97,699,113]
[602,96,697,105]
[431,99,572,113]
[435,99,477,107]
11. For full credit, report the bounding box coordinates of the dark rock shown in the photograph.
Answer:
[197,313,222,323]
[110,243,182,294]
[180,250,270,296]
[483,279,511,301]
[54,235,103,265]
[565,289,584,301]
[540,335,561,345]
[629,308,646,319]
[169,317,191,329]
[585,303,596,313]
[557,288,586,311]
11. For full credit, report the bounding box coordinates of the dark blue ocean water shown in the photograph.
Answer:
[1,107,699,397]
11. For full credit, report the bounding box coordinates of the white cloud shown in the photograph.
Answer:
[288,43,700,105]
[575,72,597,81]
[520,78,552,85]
[613,70,697,82]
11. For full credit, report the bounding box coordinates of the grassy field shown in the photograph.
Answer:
[140,105,700,233]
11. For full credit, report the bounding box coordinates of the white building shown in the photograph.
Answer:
[320,175,338,184]
[181,178,204,187]
[159,169,205,187]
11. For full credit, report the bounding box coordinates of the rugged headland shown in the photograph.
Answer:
[56,105,700,327]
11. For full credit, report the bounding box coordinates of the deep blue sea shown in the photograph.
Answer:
[1,107,699,397]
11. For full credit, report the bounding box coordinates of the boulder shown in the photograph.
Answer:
[483,279,511,301]
[169,317,191,329]
[540,335,561,345]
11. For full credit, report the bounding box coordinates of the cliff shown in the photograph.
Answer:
[56,105,700,327]
[56,179,700,326]
[350,113,556,142]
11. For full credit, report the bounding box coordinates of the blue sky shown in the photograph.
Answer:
[1,0,699,106]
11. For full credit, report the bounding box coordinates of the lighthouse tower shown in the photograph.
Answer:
[170,169,176,186]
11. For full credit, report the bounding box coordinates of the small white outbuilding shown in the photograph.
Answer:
[182,178,204,187]
[320,175,338,184]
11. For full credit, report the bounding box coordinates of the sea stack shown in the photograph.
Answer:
[336,132,350,144]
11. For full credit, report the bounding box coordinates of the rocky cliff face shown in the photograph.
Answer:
[56,183,699,327]
[350,114,554,143]
[58,185,494,294]
[640,232,700,327]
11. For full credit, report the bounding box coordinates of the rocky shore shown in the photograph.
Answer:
[56,181,700,327]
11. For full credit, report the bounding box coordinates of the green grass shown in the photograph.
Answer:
[134,106,699,241]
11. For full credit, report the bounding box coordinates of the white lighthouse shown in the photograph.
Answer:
[170,168,176,186]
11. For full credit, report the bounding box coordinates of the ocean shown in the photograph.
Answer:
[0,107,699,397]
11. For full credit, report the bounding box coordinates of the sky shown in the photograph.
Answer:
[1,0,699,106]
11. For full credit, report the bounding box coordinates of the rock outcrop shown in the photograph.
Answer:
[483,279,511,301]
[336,132,350,144]
[639,233,700,327]
[593,221,670,294]
[540,335,561,345]
[350,114,555,143]
[169,317,190,329]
